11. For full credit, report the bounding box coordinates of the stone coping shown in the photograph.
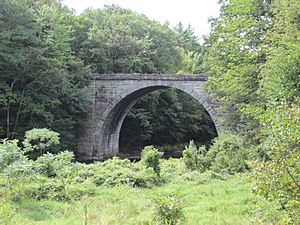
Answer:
[91,74,208,81]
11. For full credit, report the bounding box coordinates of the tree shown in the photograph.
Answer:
[76,5,180,74]
[0,1,217,155]
[74,5,217,153]
[183,141,208,171]
[0,0,42,138]
[254,0,300,221]
[176,47,203,74]
[174,23,206,74]
[174,22,201,53]
[23,128,60,156]
[205,0,271,138]
[0,0,90,149]
[141,145,163,176]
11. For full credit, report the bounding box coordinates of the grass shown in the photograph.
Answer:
[0,172,285,225]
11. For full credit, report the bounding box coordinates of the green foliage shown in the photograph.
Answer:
[141,146,163,176]
[205,0,299,222]
[246,0,300,222]
[207,133,247,174]
[1,0,299,223]
[174,22,202,53]
[0,132,161,201]
[160,158,187,179]
[23,128,60,155]
[0,0,90,149]
[77,5,180,74]
[0,0,214,154]
[0,173,286,224]
[0,139,32,201]
[0,133,288,224]
[0,138,91,202]
[205,0,271,138]
[0,198,15,224]
[74,5,214,152]
[152,194,185,225]
[120,89,217,152]
[16,176,96,201]
[0,139,23,171]
[33,151,74,177]
[183,134,246,174]
[182,141,209,171]
[255,101,300,222]
[176,47,203,74]
[21,150,94,201]
[86,157,160,188]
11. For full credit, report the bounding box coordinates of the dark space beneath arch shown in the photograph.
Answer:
[119,88,217,158]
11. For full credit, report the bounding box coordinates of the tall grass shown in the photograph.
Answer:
[0,171,285,225]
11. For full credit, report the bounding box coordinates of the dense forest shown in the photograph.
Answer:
[0,0,216,152]
[0,0,299,224]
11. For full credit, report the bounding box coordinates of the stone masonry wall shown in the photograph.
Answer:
[76,74,221,161]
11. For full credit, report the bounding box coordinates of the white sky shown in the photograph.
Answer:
[63,0,220,40]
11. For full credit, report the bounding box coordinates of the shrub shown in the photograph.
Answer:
[0,139,32,201]
[0,139,24,171]
[17,176,96,201]
[182,140,209,171]
[86,157,160,188]
[207,133,246,174]
[152,194,185,225]
[160,158,187,179]
[33,151,74,178]
[141,146,163,176]
[65,180,96,200]
[23,128,60,156]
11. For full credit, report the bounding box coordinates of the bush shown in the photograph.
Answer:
[33,151,74,178]
[15,176,96,201]
[207,133,246,174]
[0,139,24,171]
[160,158,187,179]
[0,139,32,201]
[182,140,209,171]
[85,157,160,188]
[141,146,163,176]
[23,128,60,156]
[0,132,167,202]
[152,194,185,225]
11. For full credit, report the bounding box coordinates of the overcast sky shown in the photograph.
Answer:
[63,0,220,40]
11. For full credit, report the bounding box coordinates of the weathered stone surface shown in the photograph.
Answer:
[77,74,222,161]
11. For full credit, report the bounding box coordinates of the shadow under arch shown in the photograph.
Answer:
[93,83,220,159]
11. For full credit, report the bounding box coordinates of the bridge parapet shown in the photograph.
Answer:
[91,73,208,81]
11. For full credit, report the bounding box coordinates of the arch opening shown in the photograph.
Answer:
[119,88,217,159]
[93,84,219,160]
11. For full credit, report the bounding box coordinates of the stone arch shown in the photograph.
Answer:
[92,82,220,159]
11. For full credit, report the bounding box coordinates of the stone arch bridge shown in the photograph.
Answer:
[77,74,222,161]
